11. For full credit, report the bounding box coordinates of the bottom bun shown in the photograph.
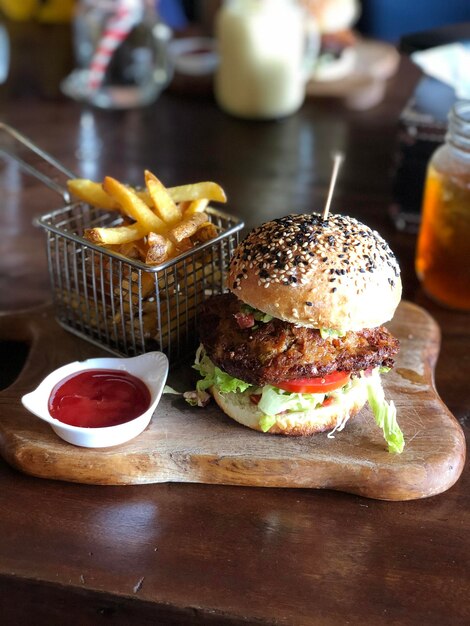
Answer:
[211,377,369,436]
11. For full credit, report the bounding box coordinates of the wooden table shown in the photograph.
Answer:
[0,21,469,626]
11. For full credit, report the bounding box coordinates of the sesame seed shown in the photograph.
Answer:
[228,213,400,295]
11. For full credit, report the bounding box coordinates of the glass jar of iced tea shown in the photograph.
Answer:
[416,101,470,311]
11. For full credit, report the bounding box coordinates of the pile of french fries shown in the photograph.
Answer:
[65,171,228,354]
[68,170,227,265]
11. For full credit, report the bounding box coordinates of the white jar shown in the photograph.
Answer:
[215,0,318,119]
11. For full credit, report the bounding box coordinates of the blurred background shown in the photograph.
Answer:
[0,0,469,99]
[1,1,469,228]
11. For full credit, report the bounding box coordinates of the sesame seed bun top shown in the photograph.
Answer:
[228,213,402,332]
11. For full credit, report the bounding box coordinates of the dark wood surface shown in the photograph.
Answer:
[0,21,469,626]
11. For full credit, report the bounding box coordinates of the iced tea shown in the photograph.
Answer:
[416,164,470,310]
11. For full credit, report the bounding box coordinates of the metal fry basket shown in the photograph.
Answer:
[39,203,242,361]
[1,124,244,362]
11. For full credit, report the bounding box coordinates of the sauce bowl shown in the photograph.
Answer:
[21,352,169,448]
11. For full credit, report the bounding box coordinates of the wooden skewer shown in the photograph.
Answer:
[322,151,344,221]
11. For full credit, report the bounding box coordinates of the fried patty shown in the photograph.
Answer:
[198,293,399,387]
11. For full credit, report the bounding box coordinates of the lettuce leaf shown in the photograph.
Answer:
[258,385,325,417]
[183,389,210,407]
[212,368,252,394]
[191,347,405,454]
[320,328,346,339]
[259,414,277,433]
[192,345,252,399]
[366,374,404,454]
[240,304,273,323]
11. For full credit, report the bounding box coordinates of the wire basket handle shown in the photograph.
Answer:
[0,122,77,203]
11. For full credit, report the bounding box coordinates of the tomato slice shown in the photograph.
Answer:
[277,371,351,394]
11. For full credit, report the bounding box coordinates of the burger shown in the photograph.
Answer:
[188,213,404,453]
[303,0,360,82]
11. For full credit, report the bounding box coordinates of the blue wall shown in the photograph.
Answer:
[358,0,470,42]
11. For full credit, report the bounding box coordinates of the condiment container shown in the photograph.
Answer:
[415,100,470,311]
[214,0,319,119]
[21,352,168,448]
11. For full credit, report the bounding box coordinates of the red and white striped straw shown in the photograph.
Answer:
[87,0,142,92]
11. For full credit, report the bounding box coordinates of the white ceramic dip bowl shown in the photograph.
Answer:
[21,352,169,448]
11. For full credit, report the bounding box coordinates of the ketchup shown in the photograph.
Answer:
[48,369,151,428]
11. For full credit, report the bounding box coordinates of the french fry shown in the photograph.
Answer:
[68,178,227,209]
[112,273,156,321]
[191,222,219,244]
[67,179,119,210]
[168,212,209,243]
[117,240,149,260]
[145,170,181,224]
[67,170,228,353]
[145,232,173,265]
[183,198,209,217]
[103,177,167,233]
[135,189,152,206]
[85,222,147,245]
[176,261,214,291]
[120,271,156,300]
[167,181,227,204]
[69,178,154,209]
[175,237,194,254]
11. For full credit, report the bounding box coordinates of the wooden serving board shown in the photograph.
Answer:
[0,302,465,501]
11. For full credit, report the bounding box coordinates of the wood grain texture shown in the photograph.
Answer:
[0,302,465,500]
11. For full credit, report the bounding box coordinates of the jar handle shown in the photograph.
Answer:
[151,22,174,91]
[302,17,320,82]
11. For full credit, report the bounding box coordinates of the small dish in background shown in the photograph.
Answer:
[168,37,218,77]
[21,352,168,448]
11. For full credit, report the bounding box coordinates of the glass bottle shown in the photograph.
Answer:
[62,0,172,109]
[415,101,470,311]
[214,0,318,120]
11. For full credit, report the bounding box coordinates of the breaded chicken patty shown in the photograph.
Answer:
[198,293,399,387]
